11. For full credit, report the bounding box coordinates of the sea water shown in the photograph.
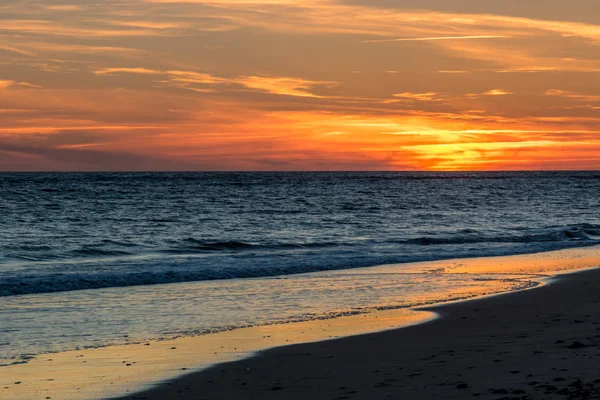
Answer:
[1,172,599,365]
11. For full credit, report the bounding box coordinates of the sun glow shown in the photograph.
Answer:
[0,0,599,170]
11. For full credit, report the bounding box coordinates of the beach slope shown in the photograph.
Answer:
[119,268,600,400]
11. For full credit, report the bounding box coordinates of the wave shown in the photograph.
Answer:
[172,239,341,252]
[172,228,598,254]
[1,225,598,297]
[100,239,140,247]
[71,248,133,257]
[179,226,600,253]
[404,226,599,246]
[0,265,335,297]
[183,239,257,251]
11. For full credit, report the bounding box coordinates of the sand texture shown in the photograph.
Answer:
[119,268,600,400]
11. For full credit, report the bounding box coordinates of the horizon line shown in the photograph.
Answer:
[1,170,599,174]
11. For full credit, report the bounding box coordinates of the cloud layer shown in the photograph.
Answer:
[0,0,599,170]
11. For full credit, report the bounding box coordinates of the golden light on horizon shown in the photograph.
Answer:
[0,0,599,171]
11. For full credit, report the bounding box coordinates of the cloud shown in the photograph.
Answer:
[44,5,82,11]
[0,19,173,38]
[483,89,514,96]
[402,139,600,170]
[0,80,15,89]
[436,39,600,73]
[0,143,195,172]
[389,89,513,103]
[4,1,600,77]
[362,35,510,44]
[406,140,558,153]
[0,124,164,134]
[546,89,600,102]
[182,2,600,45]
[465,89,514,98]
[166,71,229,85]
[392,92,443,102]
[0,80,41,89]
[234,76,337,98]
[144,0,318,3]
[2,0,600,171]
[0,109,36,114]
[94,67,338,98]
[94,67,162,75]
[102,20,191,30]
[0,45,38,57]
[438,70,469,74]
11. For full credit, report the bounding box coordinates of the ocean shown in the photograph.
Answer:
[1,171,600,366]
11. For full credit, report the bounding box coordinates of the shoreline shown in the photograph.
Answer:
[118,265,600,400]
[5,240,595,299]
[2,245,600,400]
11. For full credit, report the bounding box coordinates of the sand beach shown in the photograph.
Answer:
[4,246,600,400]
[119,265,600,400]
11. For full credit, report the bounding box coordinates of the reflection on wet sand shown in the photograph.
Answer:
[3,245,600,400]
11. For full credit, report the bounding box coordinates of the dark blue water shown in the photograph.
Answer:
[1,171,599,297]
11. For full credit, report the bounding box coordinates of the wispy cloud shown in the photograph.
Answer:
[546,89,600,102]
[0,80,41,89]
[235,76,337,98]
[0,125,163,134]
[44,5,82,11]
[438,70,469,74]
[362,35,510,44]
[483,89,514,96]
[0,19,171,37]
[392,92,443,102]
[466,89,514,98]
[0,45,38,57]
[94,67,337,98]
[0,80,16,89]
[94,67,162,75]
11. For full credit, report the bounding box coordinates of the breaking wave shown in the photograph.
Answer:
[1,225,598,297]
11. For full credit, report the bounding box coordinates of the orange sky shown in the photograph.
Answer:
[1,0,599,171]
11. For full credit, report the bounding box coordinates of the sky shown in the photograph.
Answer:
[1,0,599,171]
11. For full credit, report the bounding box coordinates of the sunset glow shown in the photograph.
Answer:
[1,0,599,171]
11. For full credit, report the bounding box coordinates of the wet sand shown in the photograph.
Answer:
[3,246,600,400]
[118,267,600,400]
[1,307,434,400]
